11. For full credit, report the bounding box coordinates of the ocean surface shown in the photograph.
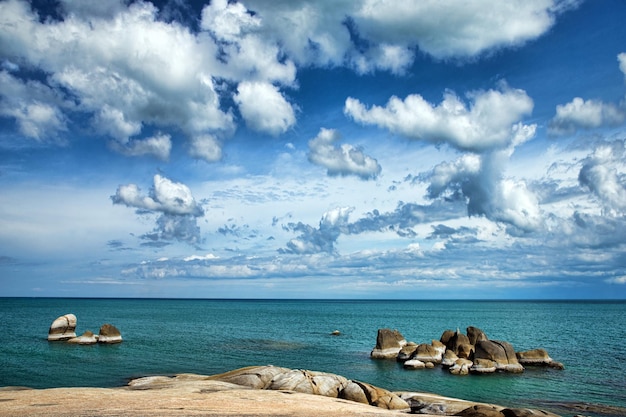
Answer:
[1,298,624,417]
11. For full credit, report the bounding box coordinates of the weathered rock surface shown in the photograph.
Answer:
[403,359,426,370]
[449,359,473,376]
[47,314,77,341]
[474,340,524,373]
[370,328,406,359]
[207,365,290,389]
[98,324,123,344]
[412,343,443,364]
[456,404,504,417]
[447,331,472,356]
[268,369,349,398]
[470,359,497,374]
[467,326,488,345]
[516,349,564,369]
[67,330,98,345]
[397,342,418,361]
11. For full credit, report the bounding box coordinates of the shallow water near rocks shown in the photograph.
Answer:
[1,298,624,417]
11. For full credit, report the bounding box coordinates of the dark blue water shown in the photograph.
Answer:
[1,298,624,417]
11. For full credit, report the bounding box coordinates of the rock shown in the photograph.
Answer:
[98,324,122,344]
[339,381,369,404]
[457,343,475,359]
[447,330,471,355]
[432,339,447,355]
[425,361,435,368]
[455,404,504,416]
[403,359,426,370]
[412,343,443,364]
[474,340,524,373]
[467,326,489,345]
[516,349,562,369]
[210,365,291,389]
[330,330,341,336]
[440,329,456,345]
[449,359,473,376]
[371,328,406,359]
[471,359,497,374]
[442,350,459,367]
[47,314,77,341]
[397,343,418,362]
[501,408,562,417]
[67,330,98,345]
[269,369,349,398]
[352,381,409,410]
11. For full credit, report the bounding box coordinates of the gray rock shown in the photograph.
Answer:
[467,326,489,345]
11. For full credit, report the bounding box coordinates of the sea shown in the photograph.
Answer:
[1,298,624,417]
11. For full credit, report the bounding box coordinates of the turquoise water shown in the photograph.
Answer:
[1,298,624,417]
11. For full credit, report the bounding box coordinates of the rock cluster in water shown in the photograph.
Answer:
[47,313,122,345]
[371,326,563,375]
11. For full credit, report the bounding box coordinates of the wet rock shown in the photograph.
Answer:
[371,328,406,359]
[471,359,497,374]
[48,314,77,341]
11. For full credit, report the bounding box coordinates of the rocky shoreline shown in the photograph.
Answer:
[0,365,567,417]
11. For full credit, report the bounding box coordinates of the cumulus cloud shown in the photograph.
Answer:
[578,140,626,215]
[281,207,353,254]
[0,71,67,141]
[234,81,296,136]
[344,83,535,152]
[422,151,542,233]
[619,53,626,78]
[0,0,575,156]
[111,174,204,244]
[549,97,626,135]
[109,133,172,161]
[307,128,381,180]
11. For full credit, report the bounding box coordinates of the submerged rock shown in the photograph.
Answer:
[48,314,77,341]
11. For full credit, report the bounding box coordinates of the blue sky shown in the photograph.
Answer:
[1,0,626,299]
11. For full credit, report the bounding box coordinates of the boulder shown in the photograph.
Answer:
[474,340,524,373]
[442,349,459,367]
[67,330,98,345]
[210,365,290,389]
[467,326,488,345]
[440,329,455,345]
[371,328,406,359]
[447,330,471,355]
[432,339,447,355]
[501,408,562,417]
[470,359,497,374]
[457,343,475,359]
[397,342,418,362]
[516,349,563,369]
[455,404,504,416]
[98,324,122,344]
[339,381,369,404]
[403,359,426,370]
[351,381,409,410]
[330,330,341,336]
[449,358,473,376]
[412,343,443,364]
[47,314,77,341]
[268,369,349,397]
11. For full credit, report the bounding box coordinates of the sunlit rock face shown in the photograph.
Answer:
[48,314,77,341]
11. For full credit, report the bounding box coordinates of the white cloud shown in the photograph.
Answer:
[189,135,223,163]
[619,52,626,78]
[344,83,535,152]
[353,0,576,59]
[578,140,626,215]
[234,81,296,136]
[307,128,382,180]
[0,71,67,141]
[111,174,204,245]
[606,276,626,284]
[549,97,626,135]
[282,206,354,254]
[110,133,172,161]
